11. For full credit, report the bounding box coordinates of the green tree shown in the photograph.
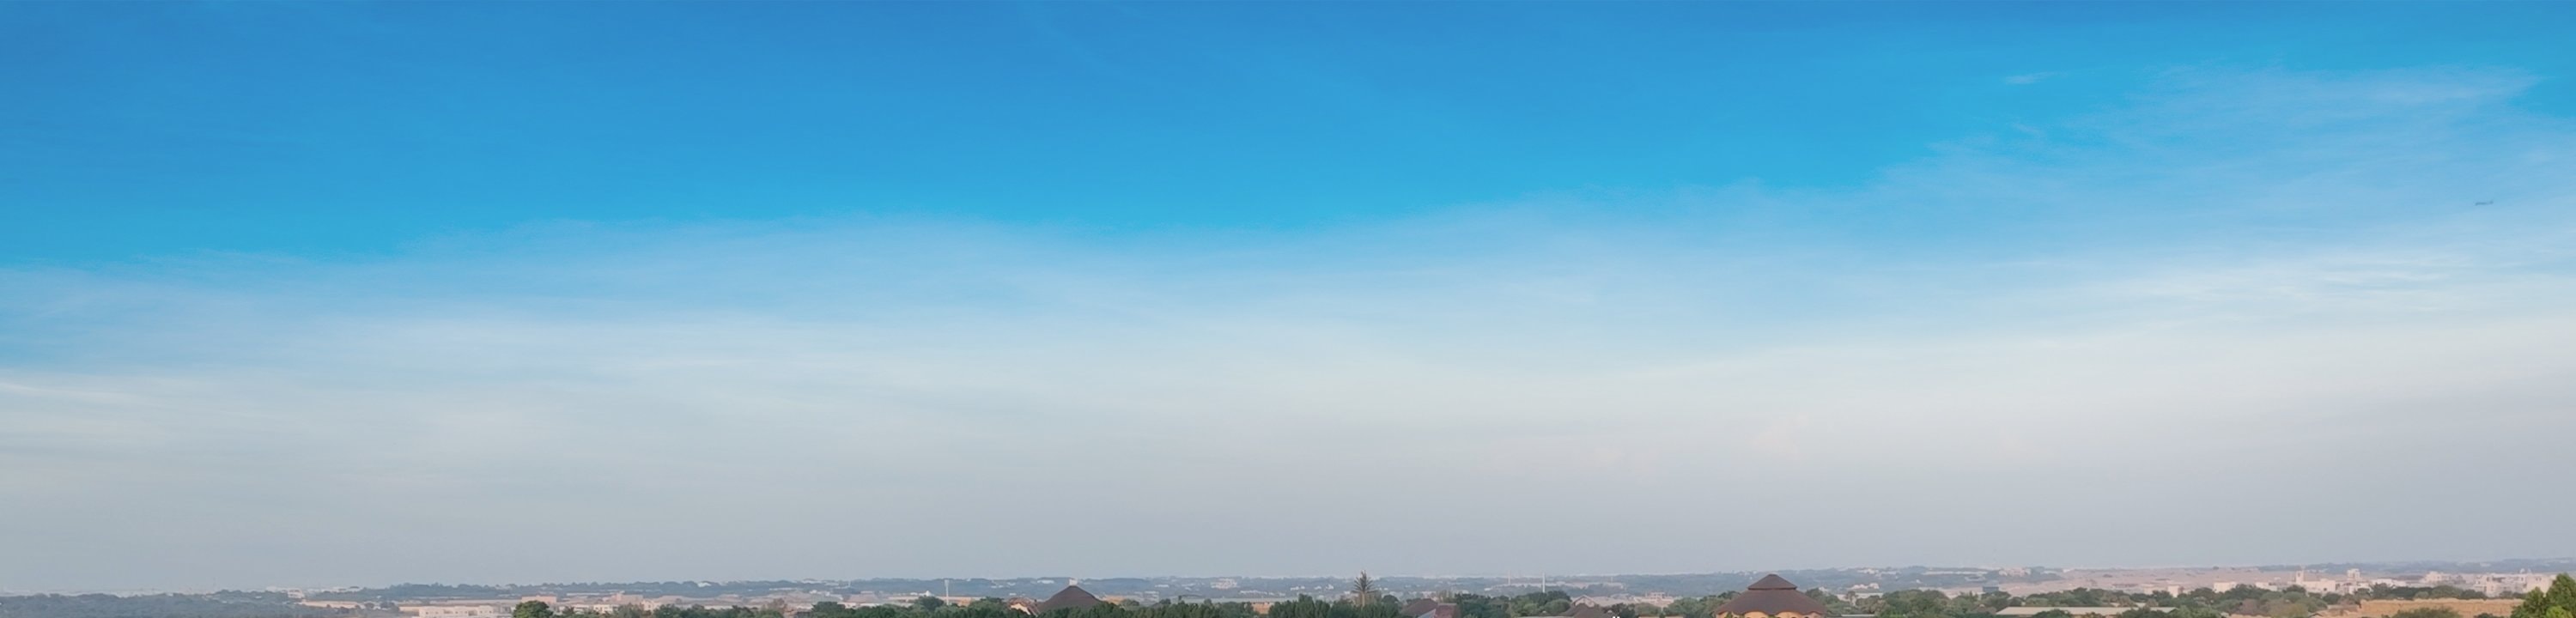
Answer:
[2260,597,2314,618]
[1275,596,1335,618]
[2391,609,2463,618]
[1498,591,1571,618]
[1144,601,1250,618]
[1880,590,1953,618]
[2553,577,2576,616]
[516,601,558,618]
[810,603,860,618]
[1348,598,1405,618]
[1658,599,1690,618]
[2514,591,2549,618]
[2171,608,2226,618]
[2118,608,2171,618]
[1070,602,1134,618]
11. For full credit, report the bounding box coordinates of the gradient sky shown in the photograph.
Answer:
[6,2,2576,594]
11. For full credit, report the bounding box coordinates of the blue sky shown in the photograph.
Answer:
[11,2,2576,261]
[6,2,2576,592]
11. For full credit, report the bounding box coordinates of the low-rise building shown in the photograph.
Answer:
[1714,574,1832,618]
[402,603,512,618]
[1995,608,2166,617]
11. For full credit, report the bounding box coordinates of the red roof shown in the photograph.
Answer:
[1034,585,1105,615]
[1713,574,1832,617]
[1750,574,1801,591]
[1399,601,1457,618]
[1402,600,1442,617]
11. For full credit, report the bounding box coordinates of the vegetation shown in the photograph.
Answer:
[2509,575,2576,618]
[1451,591,1577,618]
[808,598,1285,618]
[492,579,2576,618]
[0,591,341,618]
[15,573,2576,618]
[1583,582,2518,618]
[2389,608,2463,618]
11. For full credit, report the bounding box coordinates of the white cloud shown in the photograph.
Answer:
[2004,71,2061,85]
[5,66,2576,590]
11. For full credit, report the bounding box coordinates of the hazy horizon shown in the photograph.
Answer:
[23,557,2576,596]
[7,3,2576,593]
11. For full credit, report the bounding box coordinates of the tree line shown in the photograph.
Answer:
[506,594,1394,618]
[503,574,2576,618]
[2508,575,2576,618]
[0,592,341,618]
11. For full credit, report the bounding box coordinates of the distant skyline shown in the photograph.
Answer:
[6,2,2576,593]
[14,558,2576,595]
[15,558,2576,596]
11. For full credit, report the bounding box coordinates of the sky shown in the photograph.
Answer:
[5,2,2576,594]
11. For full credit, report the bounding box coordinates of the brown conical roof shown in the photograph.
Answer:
[1714,574,1831,617]
[1749,574,1801,591]
[1034,585,1104,614]
[1401,600,1442,617]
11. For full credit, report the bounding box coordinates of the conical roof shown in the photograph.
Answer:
[1034,585,1105,614]
[1713,574,1831,617]
[1749,574,1801,591]
[1402,600,1442,617]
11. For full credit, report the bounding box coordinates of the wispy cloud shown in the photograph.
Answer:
[2004,71,2062,85]
[5,66,2575,589]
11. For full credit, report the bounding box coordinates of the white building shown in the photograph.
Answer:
[404,605,509,618]
[1995,608,2168,617]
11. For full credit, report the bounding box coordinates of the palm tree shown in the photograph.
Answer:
[1354,573,1382,608]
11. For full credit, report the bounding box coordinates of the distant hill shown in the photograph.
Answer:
[0,591,343,618]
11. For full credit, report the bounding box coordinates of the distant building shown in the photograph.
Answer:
[1714,575,1832,618]
[1994,608,2166,617]
[2340,600,2525,618]
[1031,585,1107,615]
[1401,598,1458,618]
[402,604,511,618]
